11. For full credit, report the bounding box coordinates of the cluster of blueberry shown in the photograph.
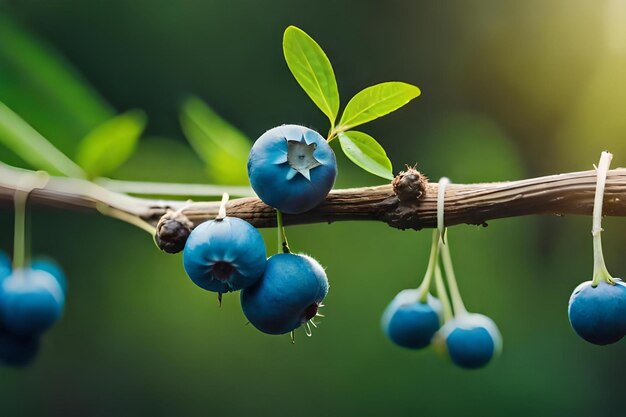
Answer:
[182,125,335,337]
[381,243,502,370]
[381,179,502,369]
[0,173,67,368]
[0,252,66,367]
[379,152,626,371]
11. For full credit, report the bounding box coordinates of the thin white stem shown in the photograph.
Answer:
[437,177,450,244]
[95,203,156,235]
[434,263,453,322]
[591,151,614,285]
[217,193,229,220]
[95,178,255,197]
[12,171,49,270]
[440,239,467,316]
[13,189,26,270]
[418,229,441,303]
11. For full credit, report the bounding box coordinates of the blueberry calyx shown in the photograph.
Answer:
[284,136,321,181]
[303,303,319,322]
[212,262,234,282]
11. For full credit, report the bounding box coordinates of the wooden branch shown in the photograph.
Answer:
[1,163,626,232]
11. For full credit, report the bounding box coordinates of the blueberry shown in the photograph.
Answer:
[0,251,10,282]
[31,257,67,294]
[435,313,502,369]
[0,324,40,367]
[0,268,65,336]
[247,125,338,214]
[568,280,626,345]
[381,289,442,349]
[183,217,267,294]
[241,253,329,335]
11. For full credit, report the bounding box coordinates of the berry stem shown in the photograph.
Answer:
[216,192,229,220]
[434,263,453,322]
[13,171,48,270]
[440,239,468,316]
[591,151,615,286]
[417,229,441,303]
[275,209,291,254]
[13,187,27,270]
[437,177,450,244]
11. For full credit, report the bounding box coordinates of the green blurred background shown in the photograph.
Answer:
[1,0,626,416]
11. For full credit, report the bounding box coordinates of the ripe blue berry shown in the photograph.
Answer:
[247,125,338,214]
[568,280,626,345]
[435,313,502,369]
[183,217,267,294]
[0,325,40,367]
[31,257,67,294]
[241,253,329,335]
[381,289,442,349]
[0,251,10,282]
[0,268,65,336]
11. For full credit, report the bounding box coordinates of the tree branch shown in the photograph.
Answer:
[1,162,626,232]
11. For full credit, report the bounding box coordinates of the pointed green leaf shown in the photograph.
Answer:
[0,101,85,177]
[180,97,251,185]
[338,131,393,180]
[283,26,339,126]
[0,16,114,154]
[75,110,146,178]
[337,82,420,132]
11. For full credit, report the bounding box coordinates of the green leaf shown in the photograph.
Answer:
[338,131,394,180]
[180,97,251,185]
[283,26,339,126]
[0,16,114,155]
[337,82,420,132]
[75,110,146,178]
[0,101,85,177]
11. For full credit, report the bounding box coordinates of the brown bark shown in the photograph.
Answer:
[1,163,626,230]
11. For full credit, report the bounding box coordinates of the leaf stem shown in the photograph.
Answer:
[591,151,614,286]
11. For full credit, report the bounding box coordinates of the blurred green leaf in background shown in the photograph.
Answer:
[0,16,113,157]
[75,110,147,179]
[180,97,252,185]
[0,101,84,177]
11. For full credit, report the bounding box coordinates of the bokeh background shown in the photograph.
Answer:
[1,0,626,416]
